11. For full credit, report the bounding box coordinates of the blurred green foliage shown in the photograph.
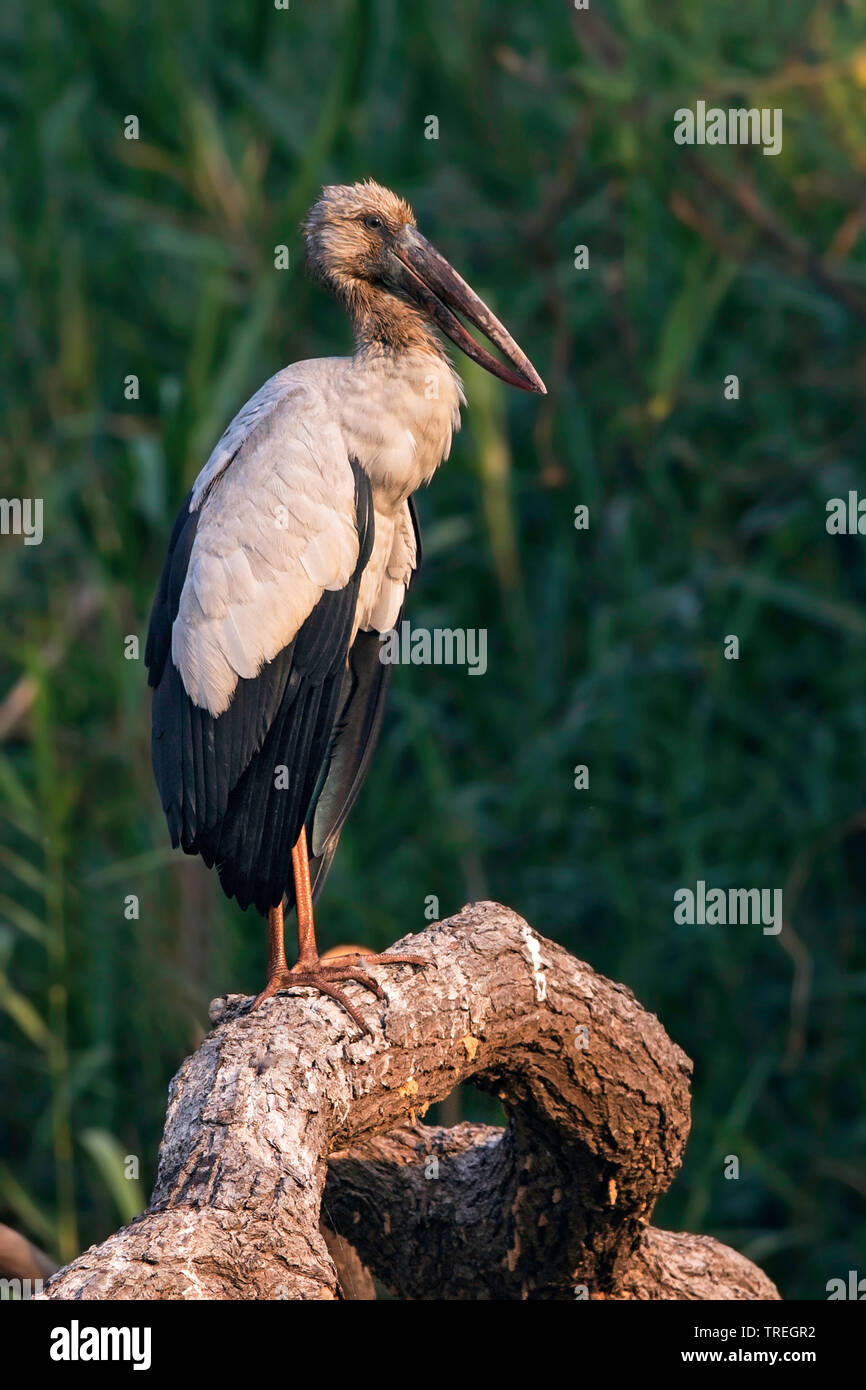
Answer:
[1,0,865,1295]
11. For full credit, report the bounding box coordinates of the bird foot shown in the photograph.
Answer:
[249,951,427,1036]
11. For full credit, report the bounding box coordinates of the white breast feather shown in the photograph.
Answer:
[355,502,417,636]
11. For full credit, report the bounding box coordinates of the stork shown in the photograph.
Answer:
[145,180,545,1032]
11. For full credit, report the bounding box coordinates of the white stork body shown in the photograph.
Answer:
[145,180,543,1021]
[175,349,462,719]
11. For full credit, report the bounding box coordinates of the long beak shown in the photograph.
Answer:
[390,228,546,394]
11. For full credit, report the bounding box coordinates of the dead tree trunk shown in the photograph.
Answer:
[41,903,779,1301]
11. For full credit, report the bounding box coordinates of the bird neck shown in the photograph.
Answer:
[346,282,446,360]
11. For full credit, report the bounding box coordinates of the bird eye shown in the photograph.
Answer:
[363,214,384,231]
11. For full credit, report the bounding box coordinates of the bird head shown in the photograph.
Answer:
[303,179,546,394]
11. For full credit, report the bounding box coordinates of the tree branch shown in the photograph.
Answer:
[40,903,778,1301]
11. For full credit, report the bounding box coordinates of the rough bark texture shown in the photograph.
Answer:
[40,902,779,1301]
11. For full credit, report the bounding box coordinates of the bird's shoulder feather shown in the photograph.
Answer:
[174,373,361,717]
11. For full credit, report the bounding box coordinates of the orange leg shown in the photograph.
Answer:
[249,827,426,1034]
[265,900,288,978]
[291,826,317,967]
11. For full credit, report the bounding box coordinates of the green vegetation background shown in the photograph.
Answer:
[1,0,865,1298]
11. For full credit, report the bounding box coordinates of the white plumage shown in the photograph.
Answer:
[173,349,462,717]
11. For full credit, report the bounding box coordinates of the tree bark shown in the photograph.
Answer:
[40,902,779,1301]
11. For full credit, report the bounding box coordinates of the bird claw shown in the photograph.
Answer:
[249,951,427,1036]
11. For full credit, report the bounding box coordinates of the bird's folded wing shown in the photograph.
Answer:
[145,376,372,862]
[173,377,360,718]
